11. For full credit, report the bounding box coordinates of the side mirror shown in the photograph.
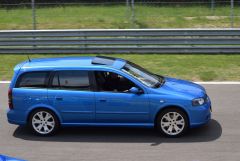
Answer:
[129,87,143,94]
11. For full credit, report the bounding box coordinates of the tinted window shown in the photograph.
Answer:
[16,72,50,88]
[51,71,90,91]
[94,71,135,92]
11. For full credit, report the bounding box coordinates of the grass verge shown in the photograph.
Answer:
[0,5,239,29]
[0,54,239,81]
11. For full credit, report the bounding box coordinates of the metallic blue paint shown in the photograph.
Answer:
[7,56,212,129]
[0,154,26,161]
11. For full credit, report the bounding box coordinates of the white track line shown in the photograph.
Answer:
[0,81,11,83]
[194,82,240,84]
[1,81,240,84]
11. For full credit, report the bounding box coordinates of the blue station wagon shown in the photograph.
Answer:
[7,56,212,137]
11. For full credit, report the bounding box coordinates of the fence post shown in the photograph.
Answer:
[211,0,215,15]
[31,0,36,30]
[126,0,130,21]
[230,0,234,28]
[131,0,135,28]
[126,0,130,7]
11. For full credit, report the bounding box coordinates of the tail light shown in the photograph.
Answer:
[8,89,13,109]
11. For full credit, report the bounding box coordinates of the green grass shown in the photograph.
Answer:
[0,54,240,81]
[0,5,239,29]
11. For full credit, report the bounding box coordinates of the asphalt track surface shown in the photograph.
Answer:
[0,84,239,161]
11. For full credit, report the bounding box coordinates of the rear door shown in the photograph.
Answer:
[47,70,95,123]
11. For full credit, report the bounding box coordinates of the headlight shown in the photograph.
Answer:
[192,98,205,106]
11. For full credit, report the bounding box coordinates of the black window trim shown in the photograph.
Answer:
[48,70,94,91]
[15,71,51,89]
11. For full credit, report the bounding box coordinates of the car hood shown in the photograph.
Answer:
[158,77,206,98]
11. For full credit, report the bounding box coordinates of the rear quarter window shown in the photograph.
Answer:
[15,71,50,88]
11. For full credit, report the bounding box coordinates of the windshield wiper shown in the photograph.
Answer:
[160,77,165,86]
[153,75,165,88]
[154,82,161,88]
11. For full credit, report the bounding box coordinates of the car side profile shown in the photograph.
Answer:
[7,56,212,137]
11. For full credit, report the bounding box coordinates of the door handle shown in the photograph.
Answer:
[99,99,107,102]
[56,97,63,101]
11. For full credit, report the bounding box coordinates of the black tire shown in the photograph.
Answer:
[156,108,189,137]
[28,108,60,136]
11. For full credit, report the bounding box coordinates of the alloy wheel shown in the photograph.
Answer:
[32,111,55,135]
[160,112,185,136]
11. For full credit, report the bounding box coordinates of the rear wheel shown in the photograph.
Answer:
[28,109,59,136]
[156,108,188,137]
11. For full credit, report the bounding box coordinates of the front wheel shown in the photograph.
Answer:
[156,108,189,137]
[28,109,60,136]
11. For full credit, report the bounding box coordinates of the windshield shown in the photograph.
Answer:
[121,62,164,88]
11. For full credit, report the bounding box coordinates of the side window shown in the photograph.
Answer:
[16,72,50,88]
[94,71,136,93]
[51,70,90,91]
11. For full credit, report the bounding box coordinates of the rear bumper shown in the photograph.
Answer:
[7,109,26,125]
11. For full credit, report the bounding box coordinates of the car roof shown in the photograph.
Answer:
[17,56,127,71]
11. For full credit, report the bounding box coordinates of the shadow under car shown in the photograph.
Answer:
[13,119,222,146]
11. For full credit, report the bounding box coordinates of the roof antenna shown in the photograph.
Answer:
[27,55,31,62]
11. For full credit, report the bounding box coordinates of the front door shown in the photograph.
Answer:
[94,71,150,123]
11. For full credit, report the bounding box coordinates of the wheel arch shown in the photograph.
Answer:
[26,106,62,124]
[154,105,190,127]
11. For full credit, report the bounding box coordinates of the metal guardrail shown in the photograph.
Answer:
[0,29,240,54]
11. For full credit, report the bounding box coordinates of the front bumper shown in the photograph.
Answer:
[188,99,212,128]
